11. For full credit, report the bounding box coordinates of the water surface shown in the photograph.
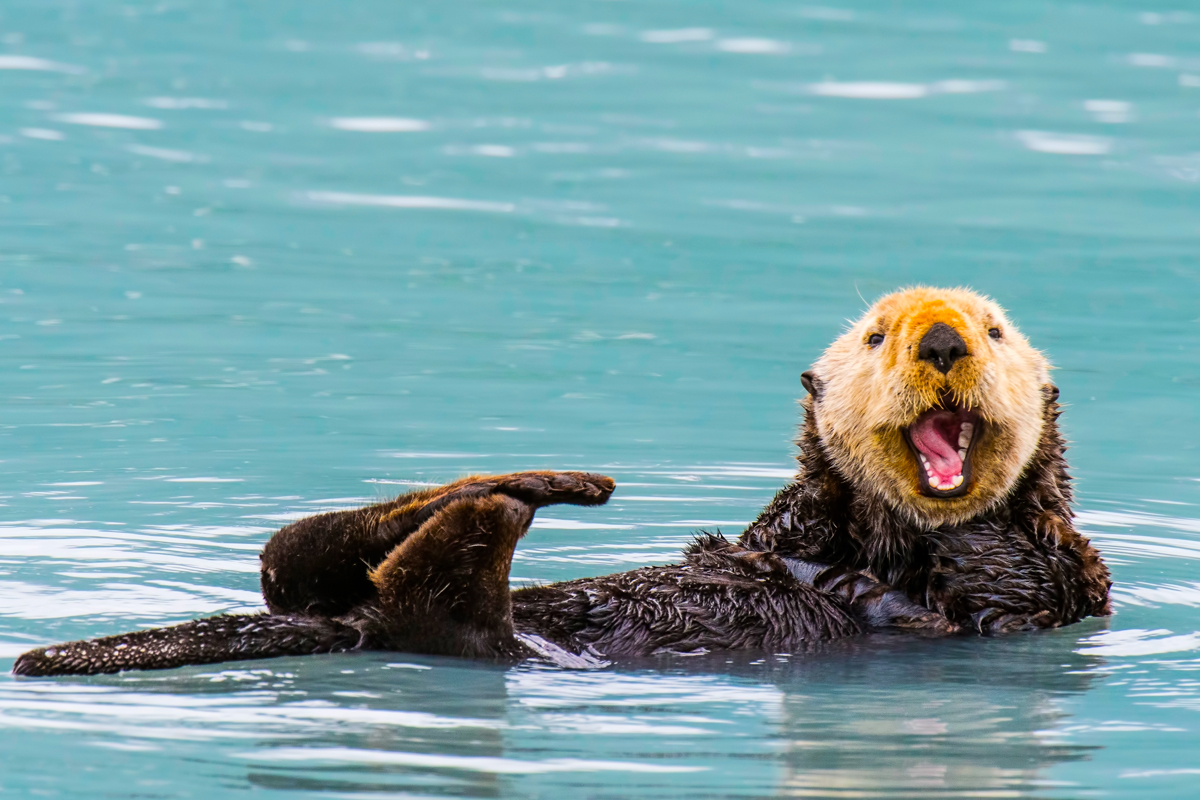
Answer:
[1,1,1199,797]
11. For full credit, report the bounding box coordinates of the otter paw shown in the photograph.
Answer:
[1035,512,1080,550]
[378,471,615,539]
[493,471,616,508]
[868,590,959,634]
[973,608,1057,634]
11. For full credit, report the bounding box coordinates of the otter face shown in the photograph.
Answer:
[804,287,1051,527]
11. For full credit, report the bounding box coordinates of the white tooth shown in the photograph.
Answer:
[938,481,953,491]
[958,432,971,449]
[960,422,973,434]
[958,448,967,459]
[919,453,929,465]
[951,475,963,488]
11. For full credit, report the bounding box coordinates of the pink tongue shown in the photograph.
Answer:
[911,412,962,482]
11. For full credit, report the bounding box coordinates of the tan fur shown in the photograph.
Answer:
[809,287,1050,528]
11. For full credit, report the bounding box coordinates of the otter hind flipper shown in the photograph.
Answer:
[367,493,542,659]
[12,613,362,677]
[490,471,615,508]
[261,471,614,617]
[379,471,614,537]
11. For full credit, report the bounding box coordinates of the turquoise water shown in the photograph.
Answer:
[1,0,1199,796]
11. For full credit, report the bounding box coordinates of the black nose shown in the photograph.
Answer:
[918,322,968,374]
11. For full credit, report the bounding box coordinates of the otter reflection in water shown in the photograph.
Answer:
[14,287,1111,677]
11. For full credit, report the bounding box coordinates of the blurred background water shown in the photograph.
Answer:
[0,0,1199,797]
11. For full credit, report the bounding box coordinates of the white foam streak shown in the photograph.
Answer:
[1016,130,1111,155]
[534,713,711,736]
[716,38,789,54]
[142,97,227,109]
[1085,99,1133,123]
[384,451,489,458]
[1077,629,1200,657]
[0,580,261,619]
[0,55,84,73]
[0,524,262,582]
[20,128,64,141]
[620,495,734,502]
[236,746,704,773]
[164,477,243,483]
[1112,582,1200,608]
[932,79,1005,94]
[302,191,515,213]
[810,82,929,99]
[531,518,635,530]
[54,113,163,130]
[0,688,503,741]
[1123,768,1200,778]
[1128,53,1176,68]
[809,80,1004,99]
[126,144,204,163]
[1080,509,1200,536]
[640,28,714,44]
[328,117,430,132]
[509,670,784,711]
[0,642,42,657]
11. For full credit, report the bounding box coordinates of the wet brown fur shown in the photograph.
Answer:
[14,289,1111,676]
[740,390,1111,633]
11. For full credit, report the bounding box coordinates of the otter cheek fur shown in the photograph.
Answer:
[810,287,1049,528]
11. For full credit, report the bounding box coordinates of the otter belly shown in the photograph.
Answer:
[510,563,864,658]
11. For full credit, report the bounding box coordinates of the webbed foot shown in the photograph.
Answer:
[376,471,615,541]
[367,492,547,658]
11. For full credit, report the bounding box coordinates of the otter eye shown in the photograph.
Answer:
[867,333,885,348]
[988,327,1002,340]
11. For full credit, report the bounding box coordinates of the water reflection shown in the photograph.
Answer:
[502,631,1111,798]
[768,634,1105,797]
[0,624,1112,798]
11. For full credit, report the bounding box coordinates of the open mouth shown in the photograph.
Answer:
[903,398,981,498]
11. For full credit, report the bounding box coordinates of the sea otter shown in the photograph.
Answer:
[13,287,1111,676]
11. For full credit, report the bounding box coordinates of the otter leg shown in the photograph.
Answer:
[260,471,614,616]
[366,493,538,658]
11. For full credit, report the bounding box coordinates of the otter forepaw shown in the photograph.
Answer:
[864,590,959,634]
[972,608,1057,634]
[879,596,960,634]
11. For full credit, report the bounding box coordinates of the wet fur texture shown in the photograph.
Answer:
[14,288,1111,677]
[741,392,1111,633]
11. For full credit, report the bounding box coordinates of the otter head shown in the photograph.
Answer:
[803,287,1052,527]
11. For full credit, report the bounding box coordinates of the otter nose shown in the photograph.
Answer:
[918,322,968,374]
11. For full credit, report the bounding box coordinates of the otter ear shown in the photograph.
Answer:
[801,371,822,399]
[1042,384,1060,403]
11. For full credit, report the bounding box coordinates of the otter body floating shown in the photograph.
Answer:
[14,288,1111,677]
